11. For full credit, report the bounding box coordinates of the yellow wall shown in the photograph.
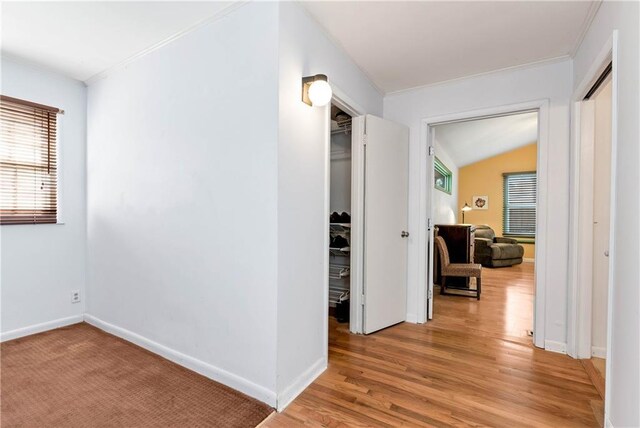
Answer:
[458,143,537,259]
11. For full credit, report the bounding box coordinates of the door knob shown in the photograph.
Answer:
[604,250,609,257]
[401,231,410,238]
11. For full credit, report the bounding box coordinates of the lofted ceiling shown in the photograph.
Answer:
[1,1,599,91]
[434,112,538,167]
[302,1,600,93]
[0,1,235,82]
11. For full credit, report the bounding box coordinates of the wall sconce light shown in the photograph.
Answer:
[302,74,332,107]
[461,202,472,223]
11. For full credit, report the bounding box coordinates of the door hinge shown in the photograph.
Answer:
[361,294,366,305]
[428,218,433,229]
[428,146,435,156]
[428,288,433,299]
[363,134,367,146]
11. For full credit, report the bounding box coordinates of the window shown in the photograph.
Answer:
[503,172,537,237]
[434,157,452,194]
[1,95,61,225]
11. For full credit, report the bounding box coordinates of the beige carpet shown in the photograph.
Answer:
[1,323,273,427]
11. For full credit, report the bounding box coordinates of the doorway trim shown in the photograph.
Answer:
[323,83,366,359]
[418,99,550,349]
[566,30,618,421]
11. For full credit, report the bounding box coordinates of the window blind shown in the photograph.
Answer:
[503,172,536,237]
[1,95,60,225]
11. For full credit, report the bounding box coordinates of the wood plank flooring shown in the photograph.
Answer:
[265,262,603,427]
[582,359,606,399]
[592,358,606,380]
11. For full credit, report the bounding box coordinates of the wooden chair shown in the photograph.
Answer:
[435,236,482,300]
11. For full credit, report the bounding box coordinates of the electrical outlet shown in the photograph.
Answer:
[71,290,81,304]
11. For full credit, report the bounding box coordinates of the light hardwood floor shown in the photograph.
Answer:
[592,358,606,380]
[581,359,606,400]
[264,262,603,427]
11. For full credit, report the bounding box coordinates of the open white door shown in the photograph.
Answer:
[427,128,436,320]
[358,114,409,334]
[575,99,596,358]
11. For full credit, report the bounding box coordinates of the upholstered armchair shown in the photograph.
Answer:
[474,225,524,267]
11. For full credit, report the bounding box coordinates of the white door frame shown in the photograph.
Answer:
[418,99,550,349]
[323,84,366,353]
[566,31,618,419]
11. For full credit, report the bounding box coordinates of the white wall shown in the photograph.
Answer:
[86,3,280,404]
[276,2,382,408]
[573,2,639,426]
[384,60,572,341]
[83,1,382,409]
[330,132,351,213]
[0,57,86,340]
[432,138,458,225]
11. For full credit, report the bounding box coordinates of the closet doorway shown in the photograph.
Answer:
[572,62,614,413]
[328,104,353,328]
[325,97,410,336]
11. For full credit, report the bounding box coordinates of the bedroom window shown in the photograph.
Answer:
[1,95,61,225]
[503,172,537,237]
[434,157,452,194]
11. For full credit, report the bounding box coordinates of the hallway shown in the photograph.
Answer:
[264,263,602,427]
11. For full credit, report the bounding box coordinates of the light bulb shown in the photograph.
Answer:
[308,79,332,107]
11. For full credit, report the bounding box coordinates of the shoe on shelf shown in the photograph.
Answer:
[331,235,349,249]
[339,212,351,223]
[330,212,341,223]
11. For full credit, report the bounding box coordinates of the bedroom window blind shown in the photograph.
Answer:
[503,172,536,237]
[1,95,61,225]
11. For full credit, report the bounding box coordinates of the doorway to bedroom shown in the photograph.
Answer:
[428,110,539,344]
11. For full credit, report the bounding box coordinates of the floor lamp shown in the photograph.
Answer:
[461,202,472,223]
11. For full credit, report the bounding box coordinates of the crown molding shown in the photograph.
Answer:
[0,52,86,86]
[569,0,603,58]
[385,55,571,98]
[295,1,385,98]
[84,1,247,86]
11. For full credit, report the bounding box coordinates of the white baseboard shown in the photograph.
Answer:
[604,414,613,428]
[83,314,277,407]
[523,258,535,263]
[276,357,326,412]
[405,313,418,323]
[0,314,84,342]
[591,346,607,358]
[544,340,567,354]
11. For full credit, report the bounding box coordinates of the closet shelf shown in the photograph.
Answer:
[329,247,350,257]
[329,288,349,304]
[329,264,350,280]
[329,223,351,234]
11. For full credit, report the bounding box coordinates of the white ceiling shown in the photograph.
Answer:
[0,2,234,82]
[302,1,599,93]
[434,112,538,167]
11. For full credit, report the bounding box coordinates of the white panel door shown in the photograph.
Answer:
[363,114,409,334]
[592,80,613,352]
[576,99,595,359]
[427,131,435,320]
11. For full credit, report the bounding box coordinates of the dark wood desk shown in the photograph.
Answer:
[434,224,476,288]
